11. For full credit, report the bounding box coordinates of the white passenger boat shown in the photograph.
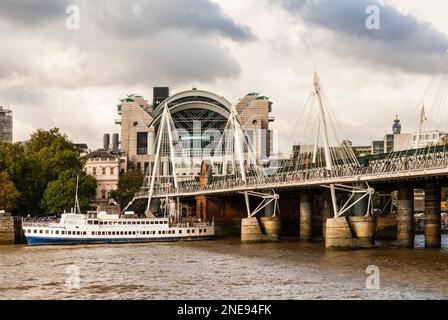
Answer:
[22,176,214,246]
[22,211,214,246]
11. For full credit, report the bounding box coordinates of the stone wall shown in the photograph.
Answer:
[0,216,15,244]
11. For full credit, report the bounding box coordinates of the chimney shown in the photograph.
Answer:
[112,133,119,151]
[103,133,110,150]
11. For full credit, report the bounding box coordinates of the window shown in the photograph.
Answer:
[102,167,106,175]
[137,132,148,155]
[92,167,97,175]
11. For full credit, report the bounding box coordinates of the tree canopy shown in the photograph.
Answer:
[41,169,96,215]
[0,171,19,211]
[110,170,144,209]
[0,128,87,215]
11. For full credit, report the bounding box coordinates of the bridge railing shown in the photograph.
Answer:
[133,150,448,198]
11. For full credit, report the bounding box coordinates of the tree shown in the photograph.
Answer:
[110,170,144,209]
[0,171,19,211]
[40,169,96,215]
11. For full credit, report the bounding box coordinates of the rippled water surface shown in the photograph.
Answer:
[1,235,447,299]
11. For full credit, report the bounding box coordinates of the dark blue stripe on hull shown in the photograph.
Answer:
[25,236,214,246]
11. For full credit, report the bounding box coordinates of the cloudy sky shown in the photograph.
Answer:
[1,0,448,154]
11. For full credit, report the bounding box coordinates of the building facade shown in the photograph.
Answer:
[115,87,274,176]
[0,106,12,143]
[84,150,127,204]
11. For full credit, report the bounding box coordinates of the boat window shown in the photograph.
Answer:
[33,230,36,233]
[158,231,161,234]
[83,231,86,235]
[151,221,154,224]
[137,221,140,225]
[132,231,136,235]
[55,230,59,235]
[87,220,92,225]
[187,230,190,233]
[179,230,182,234]
[62,231,65,235]
[132,221,136,225]
[94,220,99,225]
[164,221,168,224]
[108,232,111,235]
[192,229,195,233]
[199,229,202,233]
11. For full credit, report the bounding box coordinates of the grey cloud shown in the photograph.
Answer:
[277,0,448,74]
[0,0,250,89]
[91,0,254,41]
[0,0,70,25]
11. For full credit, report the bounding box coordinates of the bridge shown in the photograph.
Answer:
[126,71,448,249]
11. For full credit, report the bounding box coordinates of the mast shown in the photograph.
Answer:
[74,175,81,214]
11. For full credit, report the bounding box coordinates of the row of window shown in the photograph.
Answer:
[26,228,209,236]
[90,167,117,176]
[87,220,168,225]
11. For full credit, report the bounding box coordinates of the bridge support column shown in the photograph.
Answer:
[321,190,333,240]
[353,183,368,216]
[299,192,313,241]
[424,183,441,248]
[397,186,414,248]
[195,196,207,221]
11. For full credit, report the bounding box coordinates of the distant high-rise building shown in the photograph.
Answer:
[0,106,12,143]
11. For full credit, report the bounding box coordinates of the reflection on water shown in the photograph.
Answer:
[0,235,447,299]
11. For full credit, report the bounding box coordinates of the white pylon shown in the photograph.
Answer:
[145,103,179,217]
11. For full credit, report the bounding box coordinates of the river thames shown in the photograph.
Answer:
[0,235,447,300]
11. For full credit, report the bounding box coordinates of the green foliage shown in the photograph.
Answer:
[0,171,19,211]
[41,169,96,215]
[0,128,84,215]
[110,170,144,209]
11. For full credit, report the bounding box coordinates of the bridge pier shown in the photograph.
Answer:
[353,183,368,216]
[299,191,313,241]
[376,193,397,241]
[321,190,333,240]
[397,186,414,248]
[325,216,376,249]
[241,216,281,243]
[424,183,441,248]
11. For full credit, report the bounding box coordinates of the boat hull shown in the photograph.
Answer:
[25,235,215,246]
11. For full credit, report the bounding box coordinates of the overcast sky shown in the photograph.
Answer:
[1,0,448,154]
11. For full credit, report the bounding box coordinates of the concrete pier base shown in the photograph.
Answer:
[260,216,282,241]
[325,216,376,249]
[424,183,441,248]
[397,186,414,248]
[299,192,312,241]
[241,216,281,243]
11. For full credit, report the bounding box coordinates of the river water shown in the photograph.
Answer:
[0,235,447,300]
